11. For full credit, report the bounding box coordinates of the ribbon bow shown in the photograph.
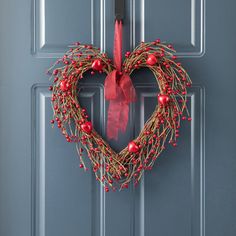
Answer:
[104,20,136,140]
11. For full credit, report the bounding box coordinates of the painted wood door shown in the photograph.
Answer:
[0,0,236,236]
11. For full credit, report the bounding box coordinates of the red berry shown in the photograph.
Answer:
[60,80,69,92]
[53,69,58,75]
[92,59,103,71]
[123,183,129,189]
[81,121,93,134]
[128,141,139,153]
[146,54,158,66]
[79,164,84,168]
[158,94,170,105]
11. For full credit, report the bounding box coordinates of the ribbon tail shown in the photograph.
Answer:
[120,74,136,102]
[118,102,129,133]
[104,70,118,100]
[106,85,130,139]
[107,99,122,140]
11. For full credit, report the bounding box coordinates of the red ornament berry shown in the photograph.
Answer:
[60,80,69,92]
[158,94,170,105]
[128,141,140,153]
[92,59,103,71]
[146,54,158,66]
[79,164,84,168]
[81,121,93,134]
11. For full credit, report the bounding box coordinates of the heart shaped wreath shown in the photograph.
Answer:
[47,37,192,192]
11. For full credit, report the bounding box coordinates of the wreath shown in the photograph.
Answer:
[47,38,191,192]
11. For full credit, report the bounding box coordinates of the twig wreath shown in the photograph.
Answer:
[47,38,192,192]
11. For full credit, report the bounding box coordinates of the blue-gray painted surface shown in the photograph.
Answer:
[0,0,235,236]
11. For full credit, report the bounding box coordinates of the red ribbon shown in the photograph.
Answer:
[105,20,136,140]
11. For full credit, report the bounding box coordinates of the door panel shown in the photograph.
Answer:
[33,0,100,57]
[1,0,236,236]
[137,0,204,56]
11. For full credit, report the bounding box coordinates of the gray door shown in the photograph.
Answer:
[0,0,236,236]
